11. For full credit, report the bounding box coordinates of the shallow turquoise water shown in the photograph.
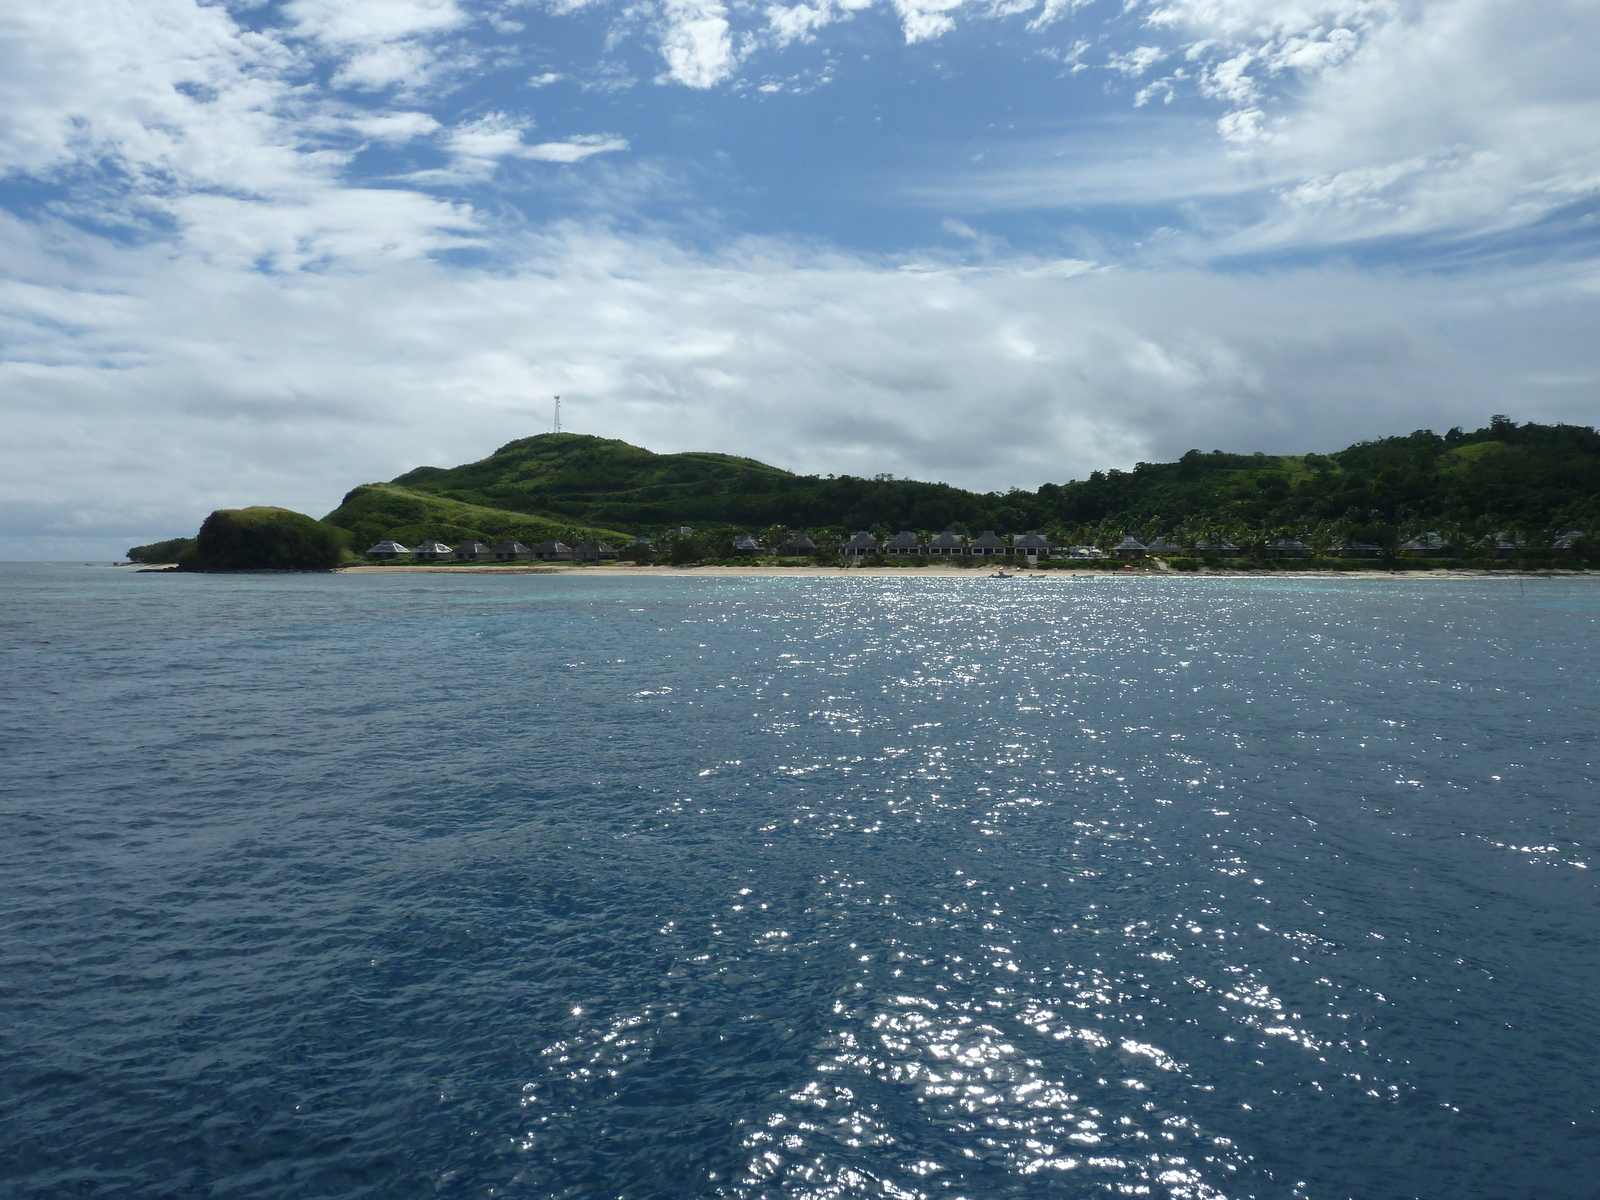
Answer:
[2,565,1598,1199]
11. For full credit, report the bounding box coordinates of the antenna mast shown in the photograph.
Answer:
[553,395,561,435]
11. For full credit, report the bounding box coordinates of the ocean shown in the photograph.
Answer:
[2,564,1597,1199]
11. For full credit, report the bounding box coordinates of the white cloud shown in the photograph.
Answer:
[419,114,628,179]
[347,111,442,142]
[659,0,739,87]
[1110,45,1168,76]
[283,0,467,46]
[891,0,970,42]
[0,0,309,193]
[525,135,631,162]
[284,0,469,90]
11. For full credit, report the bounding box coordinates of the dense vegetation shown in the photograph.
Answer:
[126,536,197,563]
[334,417,1599,548]
[179,507,349,571]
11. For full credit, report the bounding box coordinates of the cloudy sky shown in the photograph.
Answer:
[2,0,1599,555]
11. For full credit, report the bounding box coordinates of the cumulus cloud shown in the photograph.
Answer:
[659,0,739,87]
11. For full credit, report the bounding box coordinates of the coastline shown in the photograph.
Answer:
[116,561,1596,578]
[338,563,1594,578]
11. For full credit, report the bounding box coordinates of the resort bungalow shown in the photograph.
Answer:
[1111,536,1148,558]
[1264,539,1314,558]
[884,531,923,556]
[777,534,816,557]
[573,540,617,562]
[1193,538,1243,558]
[1398,532,1447,557]
[841,531,880,559]
[491,539,533,561]
[1489,532,1526,558]
[732,534,766,555]
[533,539,574,561]
[927,530,968,556]
[366,540,409,559]
[454,540,492,561]
[1144,536,1184,556]
[1332,541,1384,558]
[969,531,1008,557]
[413,540,454,562]
[1554,530,1587,554]
[1013,531,1052,560]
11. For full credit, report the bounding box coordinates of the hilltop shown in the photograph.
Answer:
[317,418,1600,548]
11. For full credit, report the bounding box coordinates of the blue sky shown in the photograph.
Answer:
[2,0,1599,556]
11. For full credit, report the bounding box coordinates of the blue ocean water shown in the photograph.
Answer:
[2,564,1598,1200]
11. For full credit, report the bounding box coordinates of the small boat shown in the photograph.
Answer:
[989,568,1015,578]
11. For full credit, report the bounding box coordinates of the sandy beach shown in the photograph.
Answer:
[332,563,1589,578]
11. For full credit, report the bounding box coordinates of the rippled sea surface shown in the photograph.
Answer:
[4,564,1600,1200]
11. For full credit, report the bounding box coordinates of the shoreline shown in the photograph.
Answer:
[118,561,1596,578]
[328,563,1598,578]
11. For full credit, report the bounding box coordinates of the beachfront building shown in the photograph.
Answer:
[367,540,409,559]
[574,540,617,562]
[1013,531,1052,560]
[1555,530,1587,554]
[1331,541,1384,558]
[1144,536,1184,556]
[413,540,454,562]
[492,540,533,561]
[1111,536,1147,558]
[841,531,880,559]
[454,541,492,561]
[1398,532,1447,557]
[969,531,1007,557]
[732,535,766,555]
[777,534,816,557]
[533,539,574,561]
[1264,539,1314,558]
[1489,532,1526,558]
[927,530,968,556]
[1193,538,1243,558]
[884,531,922,556]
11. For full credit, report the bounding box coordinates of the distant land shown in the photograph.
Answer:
[129,417,1600,566]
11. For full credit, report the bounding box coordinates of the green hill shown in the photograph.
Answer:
[322,481,629,550]
[179,507,348,571]
[323,418,1600,546]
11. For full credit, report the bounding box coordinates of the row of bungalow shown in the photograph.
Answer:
[810,529,1583,559]
[367,538,619,562]
[367,527,1588,563]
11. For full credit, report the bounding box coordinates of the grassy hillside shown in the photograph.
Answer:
[322,482,629,549]
[349,418,1600,544]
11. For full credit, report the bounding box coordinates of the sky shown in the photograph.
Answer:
[2,0,1599,557]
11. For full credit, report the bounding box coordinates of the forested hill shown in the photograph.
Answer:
[323,418,1600,543]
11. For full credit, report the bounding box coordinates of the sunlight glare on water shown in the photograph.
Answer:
[2,566,1597,1199]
